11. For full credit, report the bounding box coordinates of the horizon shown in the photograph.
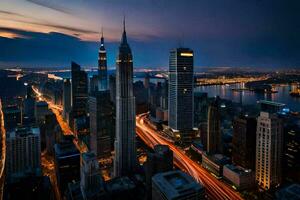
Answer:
[0,0,299,68]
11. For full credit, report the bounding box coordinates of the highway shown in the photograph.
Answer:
[0,100,6,199]
[136,113,243,200]
[41,151,61,200]
[32,86,88,153]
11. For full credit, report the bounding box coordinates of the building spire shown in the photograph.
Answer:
[121,16,127,45]
[123,15,126,33]
[100,27,104,47]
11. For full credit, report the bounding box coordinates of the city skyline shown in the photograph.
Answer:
[0,0,299,68]
[0,2,300,200]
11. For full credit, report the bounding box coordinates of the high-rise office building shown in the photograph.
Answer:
[54,138,80,194]
[194,92,208,128]
[145,145,173,200]
[71,62,88,118]
[80,152,104,199]
[207,96,221,154]
[161,79,168,110]
[168,48,194,142]
[89,91,113,158]
[63,78,72,120]
[152,170,205,200]
[23,85,35,120]
[256,111,283,190]
[98,30,108,91]
[259,100,285,114]
[109,75,116,104]
[232,116,257,170]
[89,75,98,93]
[6,127,41,183]
[34,101,50,124]
[3,105,22,131]
[283,124,300,182]
[114,19,137,177]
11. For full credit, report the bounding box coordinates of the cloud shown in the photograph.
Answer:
[0,28,99,67]
[0,17,99,39]
[25,0,73,15]
[0,10,28,18]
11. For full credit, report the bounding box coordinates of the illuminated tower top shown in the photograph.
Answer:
[98,28,108,91]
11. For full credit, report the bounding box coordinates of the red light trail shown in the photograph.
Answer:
[136,113,243,200]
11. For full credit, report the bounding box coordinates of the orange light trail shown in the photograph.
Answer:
[32,86,88,153]
[136,113,243,200]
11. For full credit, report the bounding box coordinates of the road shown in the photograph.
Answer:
[0,100,6,199]
[136,113,243,200]
[32,86,88,153]
[41,151,61,200]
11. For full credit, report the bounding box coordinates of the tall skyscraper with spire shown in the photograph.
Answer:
[98,29,108,91]
[114,18,137,177]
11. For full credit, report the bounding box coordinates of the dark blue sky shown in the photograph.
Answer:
[0,0,299,69]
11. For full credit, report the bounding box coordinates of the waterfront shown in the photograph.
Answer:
[195,83,300,112]
[53,71,299,112]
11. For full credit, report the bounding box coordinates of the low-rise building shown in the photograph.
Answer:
[201,153,230,178]
[223,164,255,190]
[152,170,205,200]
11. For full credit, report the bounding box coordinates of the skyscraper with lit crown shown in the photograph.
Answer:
[98,29,108,91]
[168,48,194,142]
[114,18,137,177]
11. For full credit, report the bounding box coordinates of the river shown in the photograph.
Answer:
[53,71,299,112]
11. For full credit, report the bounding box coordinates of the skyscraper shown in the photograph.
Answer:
[6,127,41,183]
[63,78,71,120]
[194,92,208,128]
[207,96,221,154]
[168,48,194,142]
[114,19,137,177]
[54,138,80,194]
[98,29,108,91]
[80,152,104,199]
[256,111,283,190]
[145,145,173,200]
[71,62,88,119]
[232,116,257,170]
[89,91,113,158]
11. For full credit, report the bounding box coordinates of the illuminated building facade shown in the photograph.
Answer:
[256,111,283,190]
[114,19,137,177]
[168,48,194,142]
[98,30,108,91]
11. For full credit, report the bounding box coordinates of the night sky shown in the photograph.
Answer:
[0,0,299,69]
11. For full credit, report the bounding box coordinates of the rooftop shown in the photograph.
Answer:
[54,139,80,157]
[35,101,48,106]
[224,164,253,175]
[7,126,40,138]
[106,176,136,192]
[152,170,203,199]
[204,153,231,165]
